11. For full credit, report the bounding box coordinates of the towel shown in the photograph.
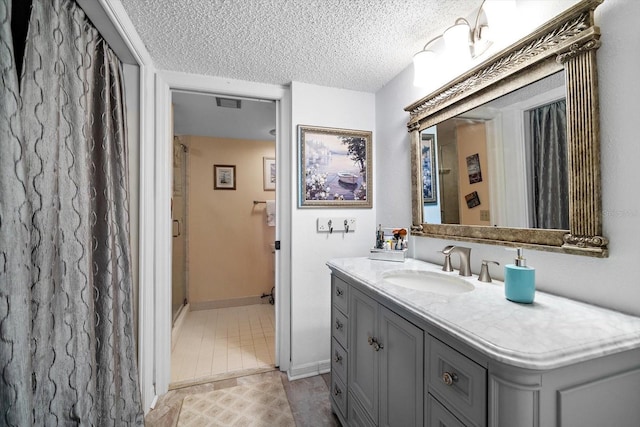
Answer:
[266,200,276,227]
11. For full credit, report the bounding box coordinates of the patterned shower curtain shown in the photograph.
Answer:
[530,99,569,230]
[0,0,144,424]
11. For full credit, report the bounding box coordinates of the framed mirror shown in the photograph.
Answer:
[406,0,607,257]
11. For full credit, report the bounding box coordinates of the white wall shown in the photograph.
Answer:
[376,0,640,316]
[289,82,376,377]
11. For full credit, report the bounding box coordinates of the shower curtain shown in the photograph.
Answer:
[530,99,569,230]
[0,0,143,424]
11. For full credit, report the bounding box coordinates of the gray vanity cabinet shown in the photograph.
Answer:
[329,259,640,427]
[331,272,482,427]
[337,282,424,426]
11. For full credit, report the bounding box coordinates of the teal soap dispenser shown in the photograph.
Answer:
[504,248,535,304]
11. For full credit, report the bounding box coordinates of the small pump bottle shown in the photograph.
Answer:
[504,248,535,304]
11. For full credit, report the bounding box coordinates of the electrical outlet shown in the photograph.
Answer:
[480,210,490,221]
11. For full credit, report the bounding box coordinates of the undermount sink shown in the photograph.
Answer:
[381,270,475,295]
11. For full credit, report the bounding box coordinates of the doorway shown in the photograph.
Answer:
[169,92,278,387]
[147,72,291,397]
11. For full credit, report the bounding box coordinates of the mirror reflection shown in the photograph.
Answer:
[422,71,568,230]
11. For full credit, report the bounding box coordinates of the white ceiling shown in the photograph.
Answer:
[172,91,276,140]
[121,0,479,93]
[122,0,480,140]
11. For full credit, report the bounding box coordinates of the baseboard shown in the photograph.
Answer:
[287,359,331,381]
[171,303,189,351]
[190,296,269,311]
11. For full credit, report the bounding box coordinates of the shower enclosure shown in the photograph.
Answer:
[172,137,188,322]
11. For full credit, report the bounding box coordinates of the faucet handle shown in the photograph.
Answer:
[440,245,455,255]
[478,260,500,283]
[437,246,455,272]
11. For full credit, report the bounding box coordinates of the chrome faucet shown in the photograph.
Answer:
[443,245,472,277]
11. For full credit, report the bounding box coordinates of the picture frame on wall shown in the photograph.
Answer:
[263,157,276,191]
[421,133,437,204]
[214,164,236,190]
[466,153,483,184]
[465,191,481,209]
[298,125,372,208]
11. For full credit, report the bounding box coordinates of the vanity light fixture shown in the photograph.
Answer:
[413,0,515,87]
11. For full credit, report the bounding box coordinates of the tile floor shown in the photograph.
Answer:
[171,304,275,386]
[144,370,342,427]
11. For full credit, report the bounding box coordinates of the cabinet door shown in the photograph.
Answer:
[379,306,424,427]
[349,288,379,424]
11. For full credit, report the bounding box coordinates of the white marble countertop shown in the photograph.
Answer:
[327,257,640,370]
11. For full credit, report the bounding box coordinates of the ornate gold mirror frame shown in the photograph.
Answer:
[406,0,607,257]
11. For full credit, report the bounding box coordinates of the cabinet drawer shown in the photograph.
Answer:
[348,392,376,427]
[332,276,349,314]
[331,338,348,382]
[333,306,348,349]
[331,374,348,419]
[427,394,467,427]
[428,336,486,427]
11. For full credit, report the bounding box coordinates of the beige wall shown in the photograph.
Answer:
[185,135,275,305]
[456,121,490,226]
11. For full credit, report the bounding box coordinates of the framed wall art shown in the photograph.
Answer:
[466,153,483,184]
[263,157,276,191]
[298,125,372,208]
[421,133,437,203]
[213,164,236,190]
[465,191,481,209]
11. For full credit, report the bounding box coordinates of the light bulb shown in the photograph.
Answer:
[443,22,471,59]
[482,0,516,42]
[413,49,436,87]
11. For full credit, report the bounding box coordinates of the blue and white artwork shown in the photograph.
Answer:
[421,133,437,203]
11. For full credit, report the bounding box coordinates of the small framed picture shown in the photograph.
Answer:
[466,153,483,184]
[421,133,437,204]
[214,164,236,190]
[263,157,276,191]
[465,191,481,209]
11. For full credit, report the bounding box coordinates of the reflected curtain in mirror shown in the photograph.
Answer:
[529,99,569,229]
[0,0,144,424]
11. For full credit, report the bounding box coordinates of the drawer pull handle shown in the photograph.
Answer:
[334,385,342,396]
[336,288,344,297]
[442,371,458,386]
[334,352,343,363]
[335,320,343,330]
[367,336,384,351]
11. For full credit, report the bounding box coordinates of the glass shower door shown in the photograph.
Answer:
[172,137,188,323]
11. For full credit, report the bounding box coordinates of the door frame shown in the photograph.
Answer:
[152,70,292,395]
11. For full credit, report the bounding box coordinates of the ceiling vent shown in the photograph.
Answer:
[216,97,241,109]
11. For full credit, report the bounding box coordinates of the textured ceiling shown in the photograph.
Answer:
[121,0,479,92]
